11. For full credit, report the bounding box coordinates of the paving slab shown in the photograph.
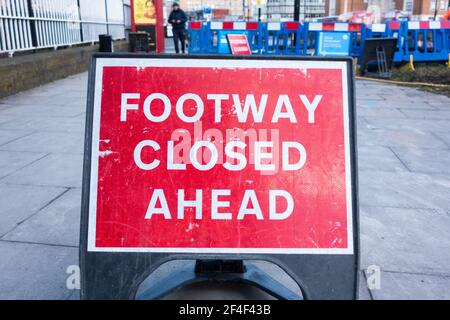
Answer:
[364,117,450,133]
[391,147,450,174]
[357,100,387,108]
[359,170,450,210]
[1,153,83,188]
[0,129,34,145]
[0,114,19,125]
[0,116,85,133]
[368,271,450,300]
[0,184,66,237]
[360,206,450,274]
[0,241,77,300]
[357,128,448,149]
[357,146,408,173]
[2,188,81,247]
[0,150,47,179]
[0,90,86,107]
[0,131,84,154]
[399,109,450,120]
[432,131,450,148]
[356,95,386,101]
[367,99,435,110]
[357,107,406,119]
[0,104,84,118]
[428,100,450,109]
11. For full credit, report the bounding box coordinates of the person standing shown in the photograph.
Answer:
[168,3,187,54]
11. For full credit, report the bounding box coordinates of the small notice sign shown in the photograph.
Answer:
[317,32,351,56]
[227,34,252,55]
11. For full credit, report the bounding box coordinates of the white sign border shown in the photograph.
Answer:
[87,58,354,255]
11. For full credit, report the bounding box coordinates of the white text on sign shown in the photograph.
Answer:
[117,92,324,221]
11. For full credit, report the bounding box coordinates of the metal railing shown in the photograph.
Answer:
[0,0,127,56]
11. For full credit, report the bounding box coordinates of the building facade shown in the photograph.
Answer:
[177,0,245,18]
[266,0,326,21]
[325,0,370,16]
[394,0,449,19]
[324,0,449,20]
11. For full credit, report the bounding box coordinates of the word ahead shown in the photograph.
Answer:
[87,58,354,254]
[144,189,294,220]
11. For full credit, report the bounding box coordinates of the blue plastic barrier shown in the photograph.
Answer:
[366,21,405,62]
[366,20,450,63]
[306,22,366,57]
[187,21,205,53]
[405,21,450,62]
[262,22,284,55]
[282,22,307,55]
[187,20,450,63]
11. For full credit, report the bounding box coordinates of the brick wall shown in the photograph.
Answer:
[412,0,448,17]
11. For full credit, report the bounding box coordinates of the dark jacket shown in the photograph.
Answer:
[168,9,187,30]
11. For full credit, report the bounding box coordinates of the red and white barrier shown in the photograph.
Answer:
[285,22,301,31]
[388,21,401,30]
[371,22,400,32]
[191,20,450,34]
[308,23,362,32]
[408,21,450,30]
[210,21,259,30]
[267,22,281,31]
[371,23,386,33]
[189,21,202,30]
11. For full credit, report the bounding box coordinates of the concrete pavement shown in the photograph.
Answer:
[0,72,449,299]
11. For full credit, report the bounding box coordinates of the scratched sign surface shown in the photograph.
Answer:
[87,58,354,253]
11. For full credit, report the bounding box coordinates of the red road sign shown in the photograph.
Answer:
[227,34,252,55]
[88,57,355,254]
